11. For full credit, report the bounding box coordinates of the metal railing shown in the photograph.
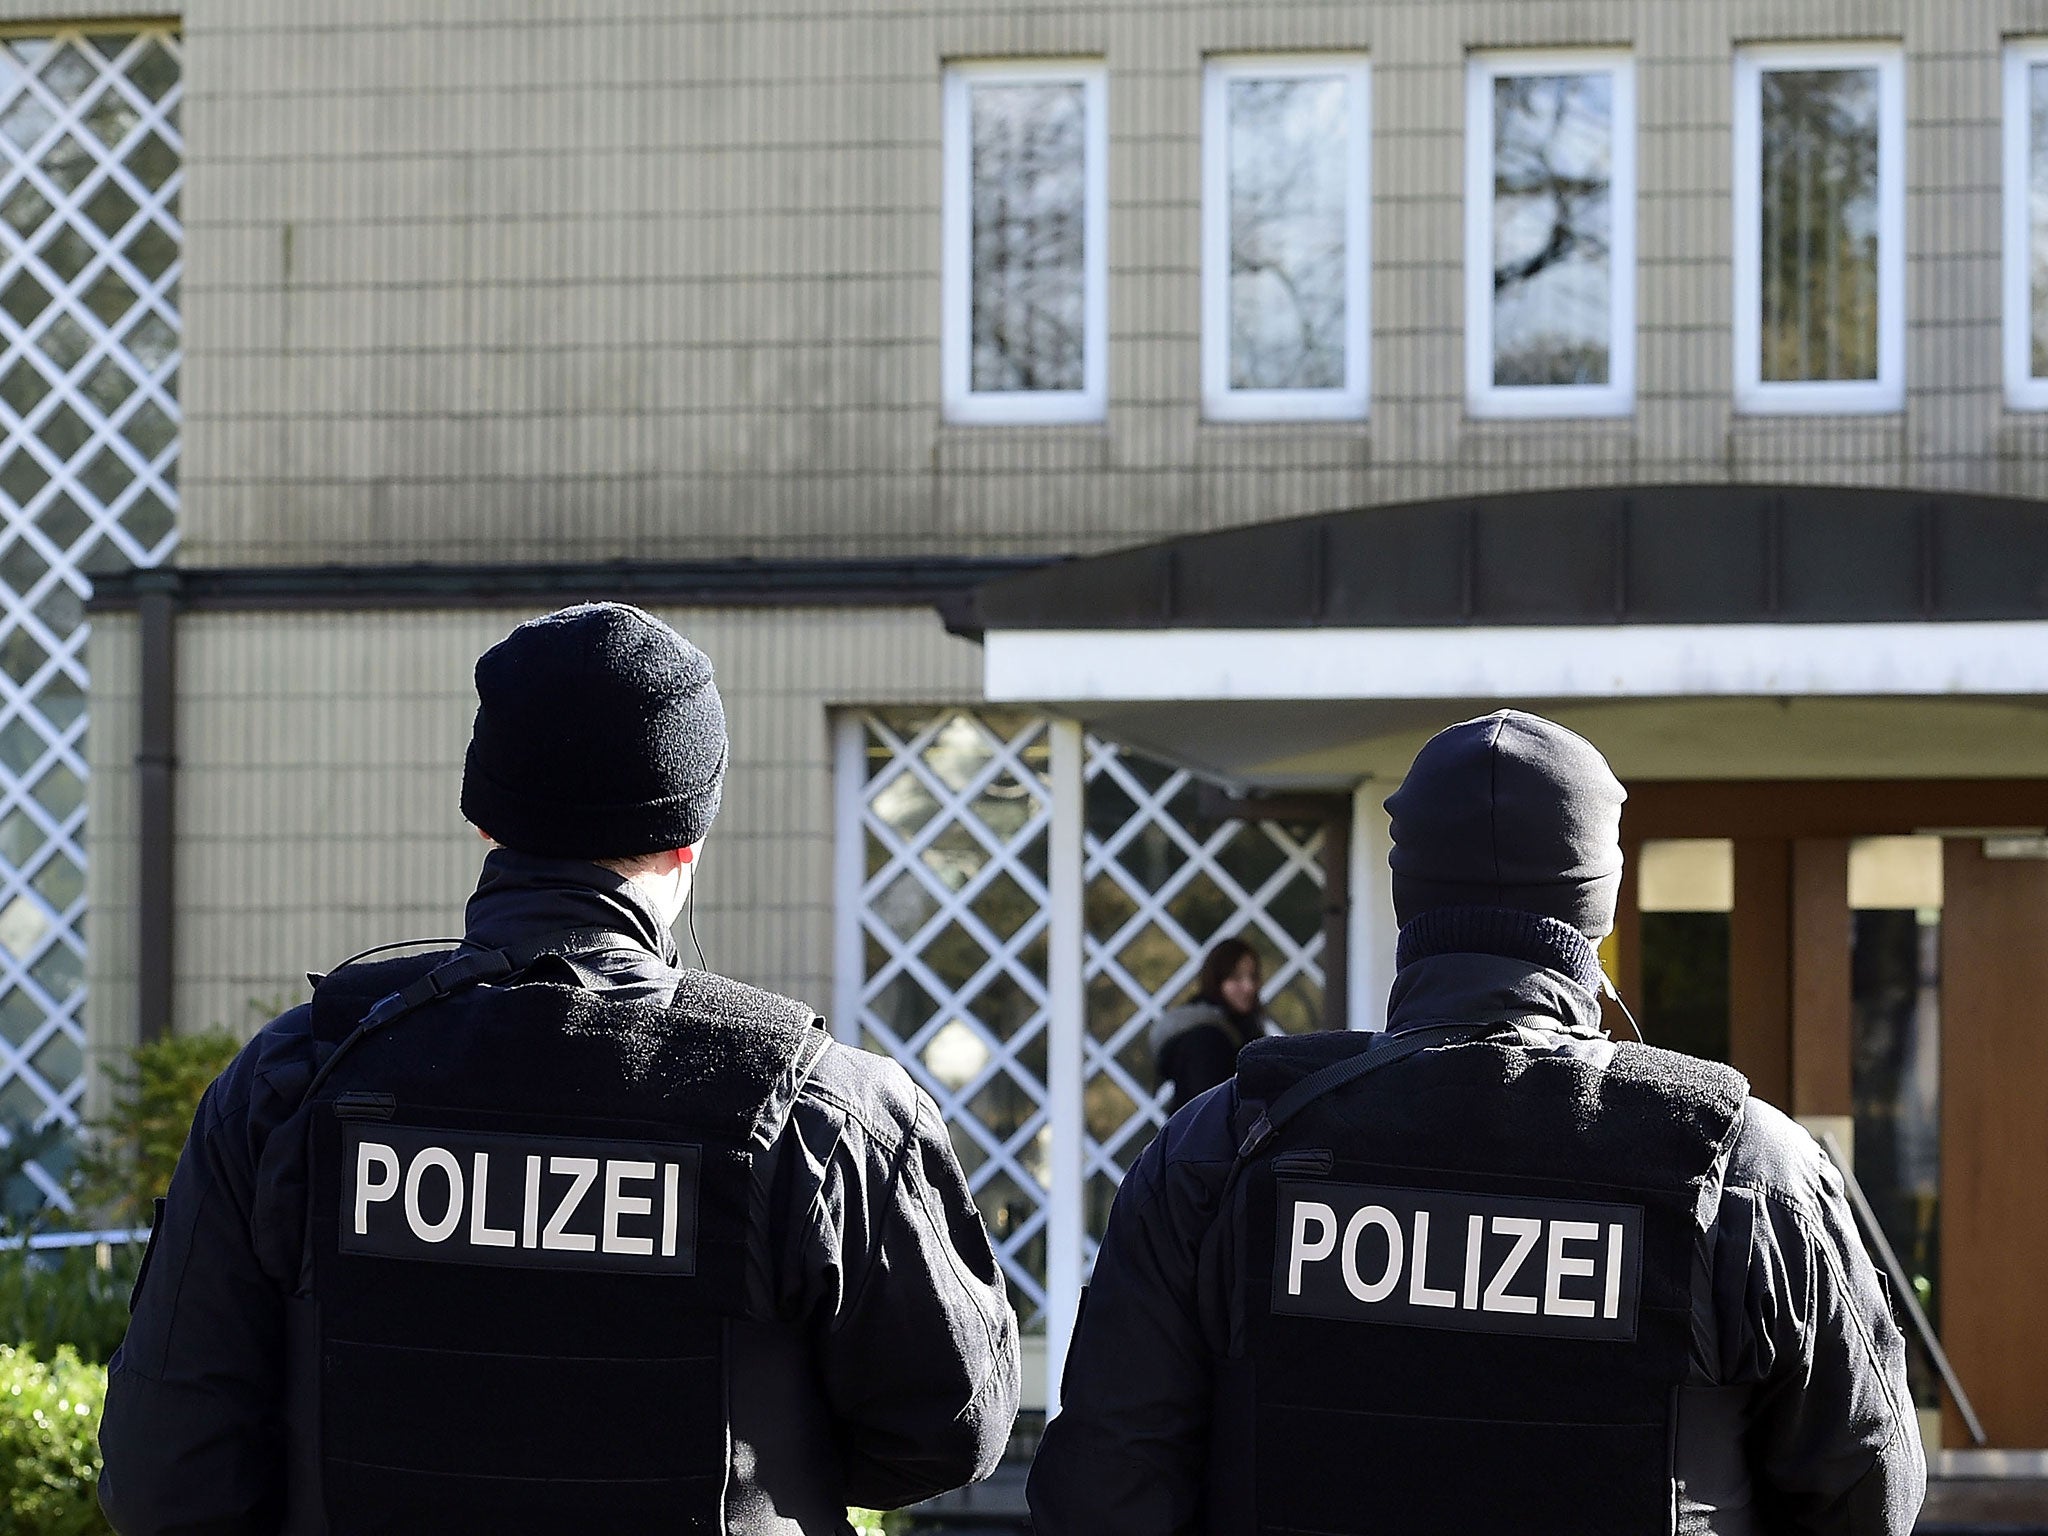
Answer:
[0,1227,149,1253]
[1818,1131,1986,1448]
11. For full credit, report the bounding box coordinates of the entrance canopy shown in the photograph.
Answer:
[950,485,2048,786]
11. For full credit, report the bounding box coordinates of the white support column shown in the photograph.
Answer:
[830,713,868,1047]
[1044,717,1087,1415]
[1348,784,1399,1031]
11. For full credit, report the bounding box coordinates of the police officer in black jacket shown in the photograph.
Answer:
[99,603,1021,1536]
[1029,710,1924,1536]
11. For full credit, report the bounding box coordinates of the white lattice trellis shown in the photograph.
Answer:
[1079,743,1326,1253]
[842,710,1058,1323]
[0,27,180,1207]
[837,709,1332,1331]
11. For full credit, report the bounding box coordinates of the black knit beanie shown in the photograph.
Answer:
[1383,710,1625,940]
[460,603,727,860]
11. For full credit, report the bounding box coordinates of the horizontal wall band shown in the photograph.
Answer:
[88,557,1055,614]
[983,622,2048,703]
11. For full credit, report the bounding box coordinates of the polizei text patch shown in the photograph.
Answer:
[1271,1179,1643,1340]
[339,1124,701,1275]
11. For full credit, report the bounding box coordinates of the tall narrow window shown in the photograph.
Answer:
[1465,52,1634,418]
[1733,46,1904,414]
[2003,43,2048,409]
[1201,56,1369,421]
[942,63,1106,425]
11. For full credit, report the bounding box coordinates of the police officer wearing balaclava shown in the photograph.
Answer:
[99,604,1021,1535]
[1029,710,1924,1536]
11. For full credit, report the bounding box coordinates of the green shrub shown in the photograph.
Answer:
[0,1120,80,1234]
[0,1245,141,1367]
[77,1030,243,1230]
[0,1343,111,1535]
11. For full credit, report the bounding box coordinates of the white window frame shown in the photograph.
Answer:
[941,60,1108,425]
[2003,41,2048,410]
[1200,55,1371,422]
[1732,43,1905,415]
[1464,50,1636,419]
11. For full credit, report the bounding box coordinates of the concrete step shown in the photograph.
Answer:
[905,1471,2048,1534]
[1919,1477,2048,1534]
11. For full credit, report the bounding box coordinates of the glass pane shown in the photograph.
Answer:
[2030,63,2048,377]
[1759,67,1881,383]
[1492,72,1613,386]
[1638,912,1731,1062]
[970,80,1087,393]
[1852,906,1942,1409]
[1228,74,1349,390]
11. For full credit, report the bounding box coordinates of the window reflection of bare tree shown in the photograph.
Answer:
[1229,77,1346,391]
[1761,69,1879,383]
[2023,75,2039,382]
[970,83,1086,393]
[2027,71,2048,375]
[1492,73,1611,387]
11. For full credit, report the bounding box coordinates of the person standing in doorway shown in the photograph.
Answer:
[1151,937,1276,1112]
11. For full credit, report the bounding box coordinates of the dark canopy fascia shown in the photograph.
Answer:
[946,484,2048,637]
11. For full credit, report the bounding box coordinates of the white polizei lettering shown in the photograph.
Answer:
[543,1156,599,1251]
[403,1147,464,1243]
[602,1160,656,1255]
[467,1153,515,1248]
[1462,1213,1484,1310]
[661,1163,680,1258]
[1407,1210,1457,1308]
[522,1154,542,1249]
[1287,1201,1339,1296]
[1544,1219,1599,1317]
[354,1142,400,1235]
[1604,1223,1624,1319]
[1484,1216,1542,1314]
[1340,1205,1402,1303]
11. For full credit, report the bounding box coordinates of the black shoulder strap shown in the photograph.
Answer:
[304,926,623,1102]
[1236,1022,1498,1159]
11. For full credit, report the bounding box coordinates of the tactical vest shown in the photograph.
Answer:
[1226,1028,1747,1536]
[292,942,828,1535]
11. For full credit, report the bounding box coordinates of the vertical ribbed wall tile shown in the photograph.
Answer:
[160,606,979,1039]
[156,0,2048,567]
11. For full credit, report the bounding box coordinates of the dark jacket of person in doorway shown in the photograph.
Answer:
[1150,938,1276,1112]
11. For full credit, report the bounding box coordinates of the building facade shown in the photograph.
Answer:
[1,0,2044,1460]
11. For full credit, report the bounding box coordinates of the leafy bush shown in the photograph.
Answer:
[0,1119,80,1234]
[0,1343,111,1535]
[0,1245,142,1367]
[77,1030,243,1230]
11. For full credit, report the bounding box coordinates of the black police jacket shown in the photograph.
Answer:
[1028,940,1927,1536]
[99,850,1022,1535]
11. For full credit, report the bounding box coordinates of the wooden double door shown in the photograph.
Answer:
[1610,781,2048,1451]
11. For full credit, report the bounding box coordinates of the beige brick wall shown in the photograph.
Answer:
[155,0,2048,566]
[84,604,981,1055]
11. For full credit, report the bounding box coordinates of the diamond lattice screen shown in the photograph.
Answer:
[0,27,181,1205]
[852,710,1056,1323]
[846,709,1327,1321]
[1079,742,1325,1254]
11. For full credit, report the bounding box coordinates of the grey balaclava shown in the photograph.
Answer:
[1383,710,1626,941]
